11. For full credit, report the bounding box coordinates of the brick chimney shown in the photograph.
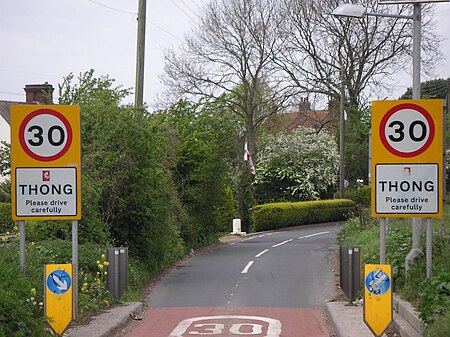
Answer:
[298,97,311,113]
[24,82,54,104]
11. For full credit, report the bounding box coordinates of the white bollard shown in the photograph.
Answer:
[232,218,242,234]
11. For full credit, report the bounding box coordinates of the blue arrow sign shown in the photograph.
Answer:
[46,269,71,295]
[365,269,391,296]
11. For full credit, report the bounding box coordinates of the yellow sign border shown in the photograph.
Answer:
[44,264,73,336]
[11,105,81,220]
[371,100,443,218]
[363,264,393,337]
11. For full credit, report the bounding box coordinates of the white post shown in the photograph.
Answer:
[232,218,242,234]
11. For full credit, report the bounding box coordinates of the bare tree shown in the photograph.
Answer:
[161,0,294,158]
[277,0,443,109]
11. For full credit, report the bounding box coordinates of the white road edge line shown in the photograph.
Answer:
[255,249,269,258]
[298,231,330,239]
[241,261,255,274]
[272,239,293,248]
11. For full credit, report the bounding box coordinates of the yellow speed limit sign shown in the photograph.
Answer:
[371,100,443,218]
[10,105,81,220]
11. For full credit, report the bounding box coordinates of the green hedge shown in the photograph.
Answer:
[0,203,13,233]
[252,199,356,232]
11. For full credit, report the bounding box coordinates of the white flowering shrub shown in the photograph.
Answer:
[255,127,339,202]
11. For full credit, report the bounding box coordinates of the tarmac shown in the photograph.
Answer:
[65,298,421,337]
[65,297,422,337]
[65,233,423,337]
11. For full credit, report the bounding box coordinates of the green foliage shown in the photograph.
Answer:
[158,99,238,246]
[0,141,10,177]
[344,186,371,208]
[0,239,154,335]
[26,220,71,241]
[0,203,13,232]
[214,185,236,232]
[344,186,372,228]
[424,310,450,337]
[0,180,11,203]
[339,204,450,329]
[252,199,355,232]
[254,127,339,203]
[418,273,450,325]
[343,107,370,184]
[399,78,450,100]
[0,244,51,337]
[58,70,185,270]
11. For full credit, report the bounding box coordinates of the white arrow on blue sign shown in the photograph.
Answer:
[46,269,71,295]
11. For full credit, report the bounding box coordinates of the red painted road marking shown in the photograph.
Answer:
[125,307,329,337]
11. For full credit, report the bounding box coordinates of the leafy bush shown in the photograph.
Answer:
[0,238,155,335]
[252,199,355,232]
[344,186,371,208]
[0,180,11,203]
[0,203,13,232]
[59,71,186,270]
[214,185,236,232]
[255,127,339,203]
[158,99,237,243]
[0,245,51,337]
[418,273,450,325]
[424,310,450,337]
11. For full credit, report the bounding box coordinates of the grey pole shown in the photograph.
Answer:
[346,247,354,305]
[426,218,432,278]
[407,3,424,272]
[380,217,387,264]
[339,41,345,198]
[19,220,25,272]
[412,4,421,100]
[72,220,78,319]
[134,0,147,108]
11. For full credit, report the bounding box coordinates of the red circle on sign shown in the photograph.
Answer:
[19,109,73,162]
[379,103,435,158]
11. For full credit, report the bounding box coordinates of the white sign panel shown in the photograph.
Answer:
[375,164,438,214]
[15,167,78,217]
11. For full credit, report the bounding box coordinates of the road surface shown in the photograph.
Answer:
[125,222,342,337]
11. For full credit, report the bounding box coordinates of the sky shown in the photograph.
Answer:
[1,0,450,145]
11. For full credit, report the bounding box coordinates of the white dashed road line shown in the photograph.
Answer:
[272,239,293,248]
[298,231,329,239]
[241,261,255,274]
[255,249,269,258]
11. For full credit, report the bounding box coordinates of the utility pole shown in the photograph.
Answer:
[406,3,424,273]
[135,0,147,108]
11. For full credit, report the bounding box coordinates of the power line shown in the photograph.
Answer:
[186,0,202,11]
[86,0,136,15]
[146,20,183,42]
[0,91,23,96]
[169,0,195,21]
[86,0,183,42]
[177,0,198,16]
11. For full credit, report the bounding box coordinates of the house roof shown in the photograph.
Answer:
[0,100,28,125]
[265,109,337,134]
